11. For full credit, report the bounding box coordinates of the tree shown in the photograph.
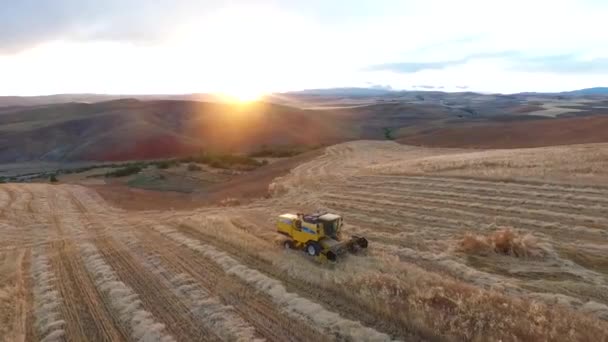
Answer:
[383,128,395,140]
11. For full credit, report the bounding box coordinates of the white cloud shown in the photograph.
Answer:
[0,0,606,94]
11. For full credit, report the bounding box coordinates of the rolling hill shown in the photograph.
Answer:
[2,91,608,163]
[0,100,357,162]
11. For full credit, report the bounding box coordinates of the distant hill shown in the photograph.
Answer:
[560,87,608,96]
[0,99,471,163]
[0,93,222,107]
[283,87,396,97]
[2,92,608,163]
[0,100,356,162]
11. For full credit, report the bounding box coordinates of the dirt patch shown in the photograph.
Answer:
[92,149,323,210]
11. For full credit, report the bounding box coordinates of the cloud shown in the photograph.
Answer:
[365,51,608,75]
[510,55,608,73]
[0,0,215,53]
[365,51,518,73]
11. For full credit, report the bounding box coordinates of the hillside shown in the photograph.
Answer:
[398,115,608,149]
[0,99,469,163]
[0,99,358,162]
[2,92,608,163]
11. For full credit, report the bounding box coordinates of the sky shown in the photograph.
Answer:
[1,0,607,96]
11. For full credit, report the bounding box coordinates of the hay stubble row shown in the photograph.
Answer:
[1,141,608,341]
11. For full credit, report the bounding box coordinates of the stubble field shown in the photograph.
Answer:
[1,141,608,341]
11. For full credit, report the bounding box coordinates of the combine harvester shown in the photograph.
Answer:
[276,212,368,261]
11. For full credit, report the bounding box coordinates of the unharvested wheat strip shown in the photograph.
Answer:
[344,220,452,245]
[78,242,175,342]
[334,189,608,227]
[152,224,395,342]
[327,199,608,249]
[327,199,477,230]
[30,248,65,342]
[335,181,608,215]
[342,209,459,239]
[360,175,608,197]
[342,178,608,207]
[325,194,606,238]
[369,242,522,290]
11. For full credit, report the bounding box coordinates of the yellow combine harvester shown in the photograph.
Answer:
[276,212,368,261]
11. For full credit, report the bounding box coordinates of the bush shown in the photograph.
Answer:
[187,163,202,171]
[105,165,142,178]
[49,174,58,183]
[458,228,544,258]
[249,145,315,158]
[190,152,262,170]
[383,128,395,140]
[156,161,172,169]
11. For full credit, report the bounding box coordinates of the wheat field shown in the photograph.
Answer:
[1,141,608,341]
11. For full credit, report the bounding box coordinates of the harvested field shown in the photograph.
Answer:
[1,141,608,341]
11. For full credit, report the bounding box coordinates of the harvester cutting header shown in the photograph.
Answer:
[276,212,368,261]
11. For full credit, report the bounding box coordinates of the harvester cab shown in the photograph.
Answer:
[276,212,368,261]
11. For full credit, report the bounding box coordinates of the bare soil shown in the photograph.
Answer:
[398,115,608,149]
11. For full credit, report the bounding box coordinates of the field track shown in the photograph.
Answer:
[1,141,608,341]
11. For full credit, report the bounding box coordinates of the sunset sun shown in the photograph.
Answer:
[223,88,265,102]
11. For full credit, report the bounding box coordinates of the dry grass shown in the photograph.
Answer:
[31,249,65,342]
[459,228,545,258]
[174,215,608,341]
[374,143,608,184]
[117,233,261,342]
[79,243,175,342]
[151,223,393,341]
[2,140,608,341]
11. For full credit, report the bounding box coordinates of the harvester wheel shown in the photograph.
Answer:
[283,240,294,249]
[306,242,321,256]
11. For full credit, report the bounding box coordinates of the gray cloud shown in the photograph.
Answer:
[510,55,608,73]
[365,60,462,73]
[366,51,608,74]
[0,0,219,53]
[365,51,519,73]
